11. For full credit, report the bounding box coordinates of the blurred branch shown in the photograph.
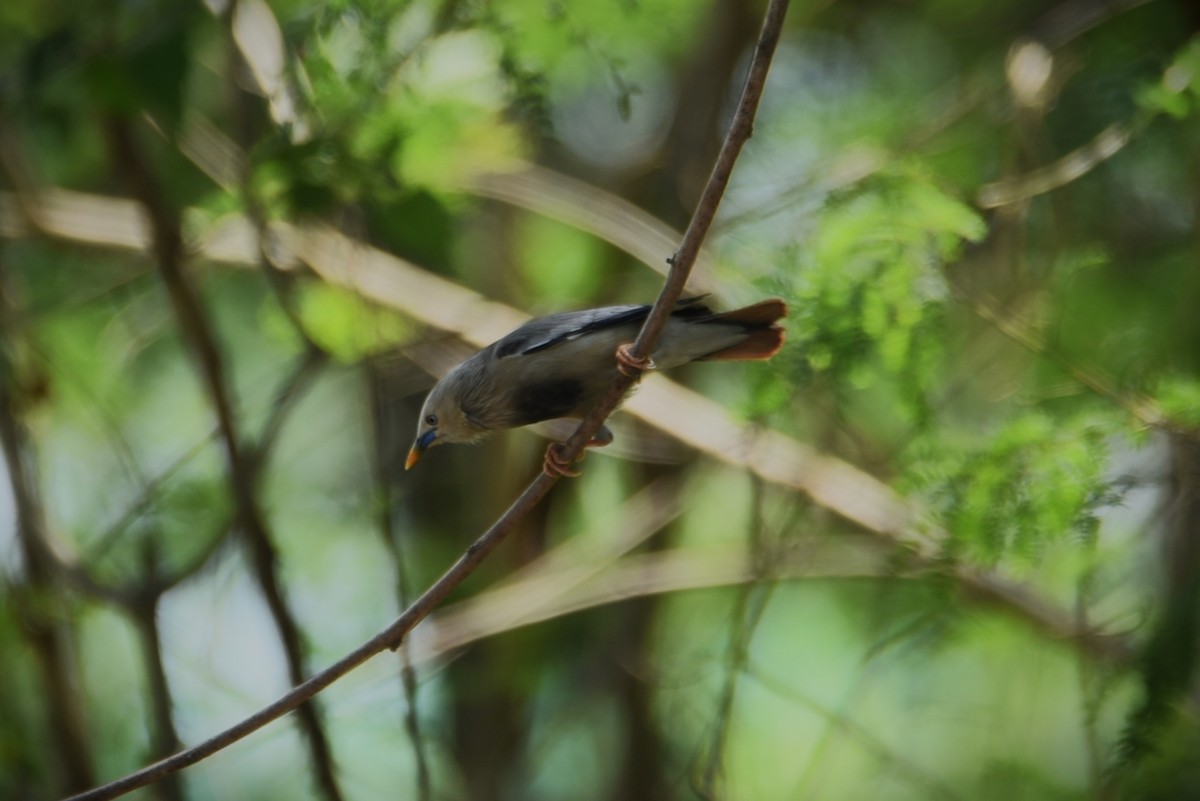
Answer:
[695,475,775,800]
[963,292,1168,429]
[101,117,346,801]
[980,1,1188,210]
[128,590,185,801]
[1113,435,1200,777]
[249,346,327,468]
[420,541,883,664]
[465,166,726,296]
[747,661,966,801]
[421,476,685,651]
[174,116,727,298]
[0,268,97,794]
[977,119,1138,208]
[228,0,311,142]
[1031,0,1158,48]
[366,360,431,801]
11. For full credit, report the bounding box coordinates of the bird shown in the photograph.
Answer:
[405,297,787,477]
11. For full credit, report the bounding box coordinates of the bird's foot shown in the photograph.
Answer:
[589,424,614,448]
[616,344,655,378]
[542,427,612,478]
[543,443,581,478]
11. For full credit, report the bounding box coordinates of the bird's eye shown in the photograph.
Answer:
[425,414,438,427]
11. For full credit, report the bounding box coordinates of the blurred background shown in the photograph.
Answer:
[2,0,1200,799]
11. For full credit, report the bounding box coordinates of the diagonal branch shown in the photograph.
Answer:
[60,2,792,799]
[532,0,790,477]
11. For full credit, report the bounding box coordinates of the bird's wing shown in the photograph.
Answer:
[495,305,648,358]
[495,298,711,359]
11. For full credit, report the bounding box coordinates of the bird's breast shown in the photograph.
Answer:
[511,377,588,426]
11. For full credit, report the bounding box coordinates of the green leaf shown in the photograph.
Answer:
[1156,374,1200,428]
[293,282,415,363]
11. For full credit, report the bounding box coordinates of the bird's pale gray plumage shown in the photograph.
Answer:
[406,297,786,469]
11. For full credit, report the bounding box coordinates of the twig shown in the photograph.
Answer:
[63,2,791,799]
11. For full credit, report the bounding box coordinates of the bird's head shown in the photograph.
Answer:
[405,369,488,469]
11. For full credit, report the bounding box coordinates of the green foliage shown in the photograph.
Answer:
[1155,374,1200,430]
[293,8,527,205]
[905,412,1112,563]
[261,282,415,363]
[788,173,984,420]
[487,0,700,81]
[1136,35,1200,119]
[973,759,1078,801]
[516,215,606,307]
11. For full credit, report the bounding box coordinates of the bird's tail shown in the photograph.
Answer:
[699,299,787,361]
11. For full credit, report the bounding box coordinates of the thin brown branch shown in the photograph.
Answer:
[62,3,791,798]
[546,0,790,474]
[632,0,788,366]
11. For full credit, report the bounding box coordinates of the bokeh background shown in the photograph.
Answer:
[2,0,1200,799]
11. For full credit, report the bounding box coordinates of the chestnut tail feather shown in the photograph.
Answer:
[713,298,787,326]
[700,299,787,361]
[702,327,785,361]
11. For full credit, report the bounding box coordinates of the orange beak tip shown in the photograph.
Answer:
[405,447,422,470]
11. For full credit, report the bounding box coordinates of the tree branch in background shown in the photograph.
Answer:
[695,474,776,799]
[0,266,97,795]
[367,359,432,801]
[1112,435,1200,783]
[128,592,185,801]
[977,119,1138,209]
[465,166,726,296]
[100,118,346,801]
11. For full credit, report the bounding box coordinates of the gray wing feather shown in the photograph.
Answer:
[495,298,711,359]
[495,304,649,358]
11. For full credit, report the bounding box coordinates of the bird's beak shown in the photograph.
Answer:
[405,429,437,470]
